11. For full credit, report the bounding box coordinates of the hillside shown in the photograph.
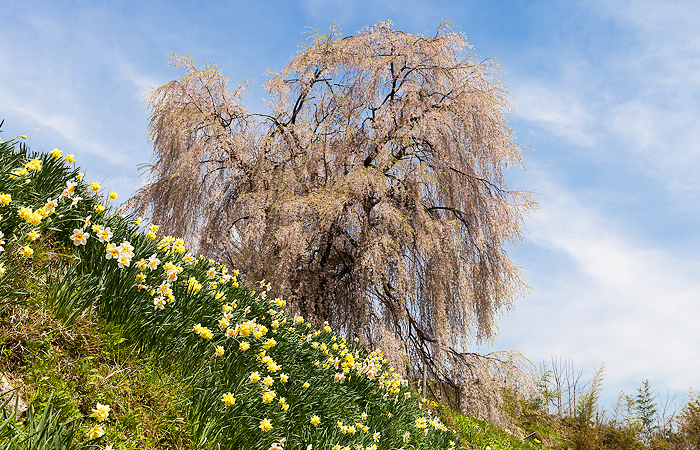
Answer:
[0,131,522,450]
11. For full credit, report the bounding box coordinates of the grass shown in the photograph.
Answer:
[1,239,195,449]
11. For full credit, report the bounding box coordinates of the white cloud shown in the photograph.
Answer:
[586,0,700,194]
[499,178,700,396]
[112,58,163,101]
[512,82,595,147]
[1,93,121,165]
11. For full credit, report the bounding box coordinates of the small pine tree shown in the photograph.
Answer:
[635,379,659,445]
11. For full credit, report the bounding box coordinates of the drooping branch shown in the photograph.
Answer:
[132,21,538,423]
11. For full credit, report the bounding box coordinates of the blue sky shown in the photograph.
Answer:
[2,0,699,409]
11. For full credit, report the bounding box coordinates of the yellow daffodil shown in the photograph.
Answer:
[90,403,110,422]
[261,390,276,404]
[259,418,272,432]
[25,158,42,172]
[263,376,274,387]
[221,392,235,406]
[86,424,105,439]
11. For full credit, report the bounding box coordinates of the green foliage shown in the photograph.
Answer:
[0,394,82,450]
[440,406,545,450]
[633,380,659,444]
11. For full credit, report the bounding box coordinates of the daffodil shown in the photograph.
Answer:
[96,226,112,243]
[215,345,225,356]
[70,229,89,246]
[105,244,120,260]
[147,254,160,270]
[90,403,111,422]
[0,193,11,205]
[311,415,321,426]
[50,148,62,159]
[25,158,42,172]
[221,392,235,406]
[262,390,276,404]
[117,254,131,268]
[259,418,272,432]
[65,154,75,163]
[108,191,117,200]
[90,181,101,191]
[86,424,105,439]
[200,327,213,340]
[60,181,76,199]
[22,246,33,258]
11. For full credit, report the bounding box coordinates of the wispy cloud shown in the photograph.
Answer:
[512,82,596,148]
[501,176,700,395]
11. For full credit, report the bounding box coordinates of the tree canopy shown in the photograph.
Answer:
[132,20,535,408]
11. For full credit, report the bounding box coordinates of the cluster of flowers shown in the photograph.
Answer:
[86,402,111,443]
[9,155,44,183]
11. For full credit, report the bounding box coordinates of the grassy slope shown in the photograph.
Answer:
[1,249,195,449]
[0,136,549,450]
